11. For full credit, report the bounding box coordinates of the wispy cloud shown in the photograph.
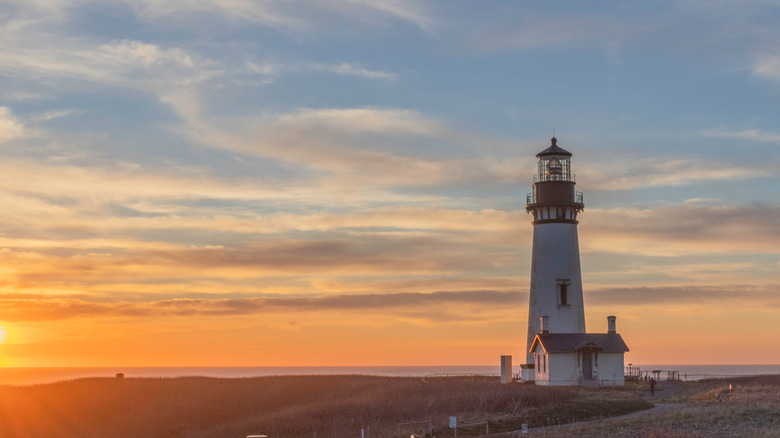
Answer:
[169,105,533,188]
[244,60,400,83]
[702,128,780,144]
[462,12,652,51]
[582,203,780,256]
[339,0,435,33]
[130,0,309,30]
[0,289,521,322]
[5,282,780,323]
[0,107,29,143]
[0,34,219,99]
[587,284,780,308]
[29,109,83,122]
[581,157,775,190]
[753,53,780,81]
[0,225,525,286]
[309,62,399,81]
[128,0,435,33]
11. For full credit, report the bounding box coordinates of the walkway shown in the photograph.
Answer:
[488,381,692,437]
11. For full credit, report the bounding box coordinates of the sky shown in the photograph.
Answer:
[0,0,778,367]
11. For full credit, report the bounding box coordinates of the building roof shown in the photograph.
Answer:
[529,333,629,354]
[536,137,572,158]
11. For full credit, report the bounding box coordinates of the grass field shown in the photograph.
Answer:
[0,374,652,437]
[544,375,780,437]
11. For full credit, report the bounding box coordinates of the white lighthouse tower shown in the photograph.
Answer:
[518,138,629,386]
[523,137,586,375]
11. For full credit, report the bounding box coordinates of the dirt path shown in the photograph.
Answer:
[613,402,687,419]
[488,381,692,437]
[487,403,690,437]
[641,379,687,400]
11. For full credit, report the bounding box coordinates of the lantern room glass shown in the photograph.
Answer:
[536,155,572,182]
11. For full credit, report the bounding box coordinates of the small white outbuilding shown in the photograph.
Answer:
[529,316,628,387]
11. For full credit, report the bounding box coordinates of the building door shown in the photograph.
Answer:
[582,350,593,380]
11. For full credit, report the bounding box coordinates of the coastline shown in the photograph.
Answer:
[1,364,779,386]
[1,373,778,437]
[0,374,653,437]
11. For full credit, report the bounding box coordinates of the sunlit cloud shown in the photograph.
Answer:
[0,230,524,286]
[587,284,780,309]
[171,105,534,187]
[580,157,774,190]
[0,34,219,101]
[4,282,778,326]
[0,289,522,322]
[582,203,780,256]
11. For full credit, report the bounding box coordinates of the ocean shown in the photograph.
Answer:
[1,364,779,386]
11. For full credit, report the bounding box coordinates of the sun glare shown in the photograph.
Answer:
[0,327,6,344]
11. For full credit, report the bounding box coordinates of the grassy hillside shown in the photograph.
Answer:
[0,375,651,437]
[545,375,780,437]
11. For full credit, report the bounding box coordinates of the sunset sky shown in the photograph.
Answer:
[0,1,779,367]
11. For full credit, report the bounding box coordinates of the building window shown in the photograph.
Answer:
[557,279,571,306]
[543,354,547,373]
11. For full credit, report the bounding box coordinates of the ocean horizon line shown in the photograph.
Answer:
[4,363,779,368]
[2,364,780,386]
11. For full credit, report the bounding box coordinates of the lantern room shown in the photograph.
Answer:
[535,137,573,183]
[526,137,583,213]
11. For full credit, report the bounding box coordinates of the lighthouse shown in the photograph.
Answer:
[521,137,629,386]
[522,137,586,377]
[525,137,586,358]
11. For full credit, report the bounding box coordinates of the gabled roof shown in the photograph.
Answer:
[537,137,572,158]
[529,333,629,354]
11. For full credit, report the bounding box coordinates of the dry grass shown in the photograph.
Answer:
[0,375,651,438]
[540,375,780,438]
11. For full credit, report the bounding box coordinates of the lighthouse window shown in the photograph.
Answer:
[557,279,571,307]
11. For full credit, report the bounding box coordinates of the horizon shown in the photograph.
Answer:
[0,1,779,367]
[3,363,780,368]
[2,363,779,387]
